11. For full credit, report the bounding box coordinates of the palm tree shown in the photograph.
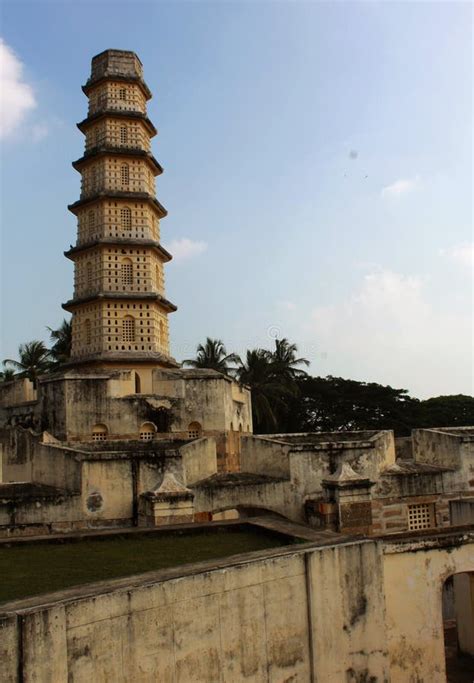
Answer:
[0,366,16,382]
[47,318,72,365]
[183,338,240,375]
[272,338,309,380]
[237,349,297,433]
[4,341,51,387]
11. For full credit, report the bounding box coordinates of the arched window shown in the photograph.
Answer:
[134,372,141,394]
[120,126,128,145]
[121,164,129,186]
[188,422,202,439]
[92,424,108,442]
[86,262,93,289]
[122,316,135,342]
[156,407,171,433]
[139,422,156,441]
[121,258,133,286]
[85,318,91,345]
[121,207,131,230]
[87,210,95,237]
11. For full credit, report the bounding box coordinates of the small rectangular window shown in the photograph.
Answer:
[407,503,435,531]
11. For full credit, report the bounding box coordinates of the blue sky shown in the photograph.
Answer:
[1,0,472,398]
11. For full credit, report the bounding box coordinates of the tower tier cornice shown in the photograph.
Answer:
[59,350,178,369]
[68,192,167,218]
[77,110,157,136]
[72,148,163,175]
[62,291,178,314]
[82,74,152,100]
[64,238,172,263]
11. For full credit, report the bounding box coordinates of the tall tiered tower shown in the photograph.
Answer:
[63,50,177,377]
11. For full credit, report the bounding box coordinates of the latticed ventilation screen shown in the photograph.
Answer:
[121,262,133,285]
[122,317,135,342]
[86,262,93,288]
[188,423,202,439]
[85,319,91,345]
[120,126,128,144]
[407,504,434,531]
[140,429,154,441]
[119,88,127,101]
[121,164,129,185]
[121,207,131,229]
[88,210,95,234]
[92,428,107,442]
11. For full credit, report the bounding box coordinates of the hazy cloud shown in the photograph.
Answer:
[306,268,471,397]
[168,238,208,263]
[440,242,474,268]
[31,122,49,142]
[0,39,36,139]
[381,175,419,199]
[277,300,297,311]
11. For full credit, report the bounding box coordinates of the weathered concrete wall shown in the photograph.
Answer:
[383,534,474,682]
[451,499,474,525]
[413,427,474,470]
[180,438,217,485]
[3,532,472,682]
[0,378,36,407]
[0,539,392,683]
[308,541,388,680]
[241,435,291,478]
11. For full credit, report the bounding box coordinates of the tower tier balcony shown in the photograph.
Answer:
[68,192,167,218]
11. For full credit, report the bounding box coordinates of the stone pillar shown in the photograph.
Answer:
[453,572,474,656]
[322,462,375,535]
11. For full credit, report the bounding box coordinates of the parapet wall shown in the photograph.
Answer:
[0,540,389,682]
[1,530,472,682]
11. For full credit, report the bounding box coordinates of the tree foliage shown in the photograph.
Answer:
[47,319,72,365]
[3,341,51,387]
[183,338,240,374]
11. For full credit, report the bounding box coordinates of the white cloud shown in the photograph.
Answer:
[168,238,207,263]
[305,268,472,397]
[440,243,474,268]
[381,175,419,199]
[0,39,36,139]
[277,300,297,311]
[31,122,49,142]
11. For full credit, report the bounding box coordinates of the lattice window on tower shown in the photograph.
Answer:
[121,164,129,186]
[121,207,132,230]
[122,316,135,342]
[119,88,127,101]
[88,210,95,238]
[139,422,156,441]
[92,424,108,442]
[120,126,128,145]
[86,262,93,290]
[85,319,91,345]
[407,503,435,531]
[121,259,133,286]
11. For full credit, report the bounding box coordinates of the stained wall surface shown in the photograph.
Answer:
[2,533,472,683]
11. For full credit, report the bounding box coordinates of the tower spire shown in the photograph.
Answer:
[63,50,177,376]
